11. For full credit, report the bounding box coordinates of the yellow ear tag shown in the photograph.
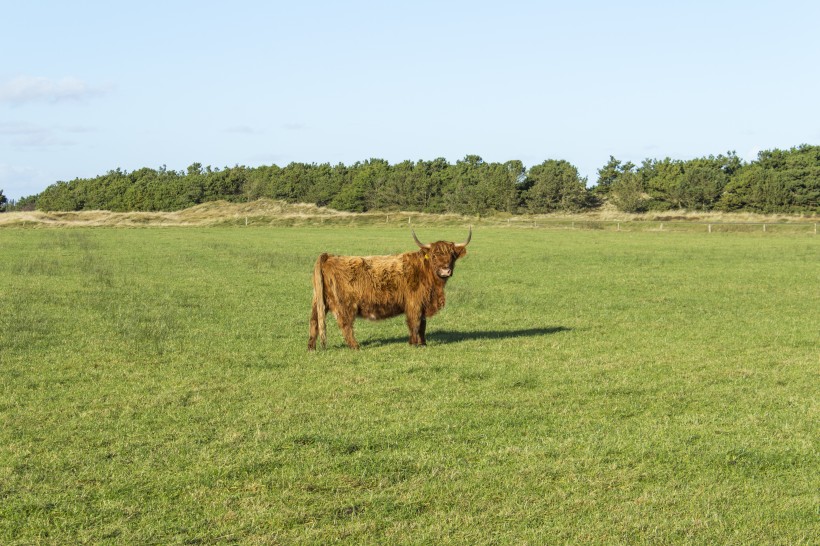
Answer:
[424,253,429,260]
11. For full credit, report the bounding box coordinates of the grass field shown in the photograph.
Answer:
[1,225,817,544]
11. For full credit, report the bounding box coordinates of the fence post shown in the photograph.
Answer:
[763,223,766,232]
[708,224,712,233]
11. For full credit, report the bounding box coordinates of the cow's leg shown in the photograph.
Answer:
[308,306,318,351]
[335,309,360,350]
[418,316,427,346]
[405,305,425,346]
[308,304,323,350]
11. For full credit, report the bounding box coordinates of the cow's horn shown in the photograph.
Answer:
[455,226,472,247]
[412,229,431,249]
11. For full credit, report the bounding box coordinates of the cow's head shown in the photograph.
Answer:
[412,228,471,280]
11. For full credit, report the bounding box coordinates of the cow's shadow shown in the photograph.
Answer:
[362,326,570,347]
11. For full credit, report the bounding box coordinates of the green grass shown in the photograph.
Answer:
[1,226,817,544]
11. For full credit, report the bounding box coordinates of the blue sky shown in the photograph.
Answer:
[2,0,819,200]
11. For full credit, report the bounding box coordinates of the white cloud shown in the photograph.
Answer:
[0,121,42,135]
[283,123,306,131]
[13,132,75,148]
[60,125,97,134]
[0,163,36,179]
[225,125,262,135]
[0,121,75,147]
[0,75,112,104]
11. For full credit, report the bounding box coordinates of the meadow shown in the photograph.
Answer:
[1,224,817,544]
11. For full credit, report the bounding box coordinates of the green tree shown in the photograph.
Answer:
[299,163,345,207]
[36,180,80,211]
[717,146,820,213]
[610,170,647,212]
[445,155,488,215]
[23,147,816,214]
[640,157,684,210]
[641,153,736,211]
[11,195,37,211]
[754,145,820,212]
[330,160,377,212]
[0,189,7,212]
[484,160,523,213]
[273,162,309,202]
[244,165,282,201]
[717,165,757,211]
[201,166,247,202]
[594,156,634,195]
[525,160,588,213]
[405,160,441,212]
[674,160,727,210]
[417,158,451,213]
[330,182,367,212]
[370,161,419,210]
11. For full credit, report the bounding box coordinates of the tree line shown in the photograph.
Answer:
[3,144,818,214]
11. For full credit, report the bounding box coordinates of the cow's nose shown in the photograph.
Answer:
[439,268,452,277]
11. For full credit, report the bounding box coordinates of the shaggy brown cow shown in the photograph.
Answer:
[308,229,471,350]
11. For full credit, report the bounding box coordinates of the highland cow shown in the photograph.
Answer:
[308,229,471,350]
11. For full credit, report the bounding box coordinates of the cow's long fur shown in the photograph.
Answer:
[311,253,328,349]
[308,237,468,350]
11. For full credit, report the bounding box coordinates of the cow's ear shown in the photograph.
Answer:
[454,246,467,259]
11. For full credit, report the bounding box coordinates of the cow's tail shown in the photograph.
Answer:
[309,253,328,350]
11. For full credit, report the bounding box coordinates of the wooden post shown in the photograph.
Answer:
[763,223,766,232]
[708,224,712,233]
[660,223,663,231]
[617,223,620,231]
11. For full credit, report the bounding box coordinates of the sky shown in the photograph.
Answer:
[2,0,820,201]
